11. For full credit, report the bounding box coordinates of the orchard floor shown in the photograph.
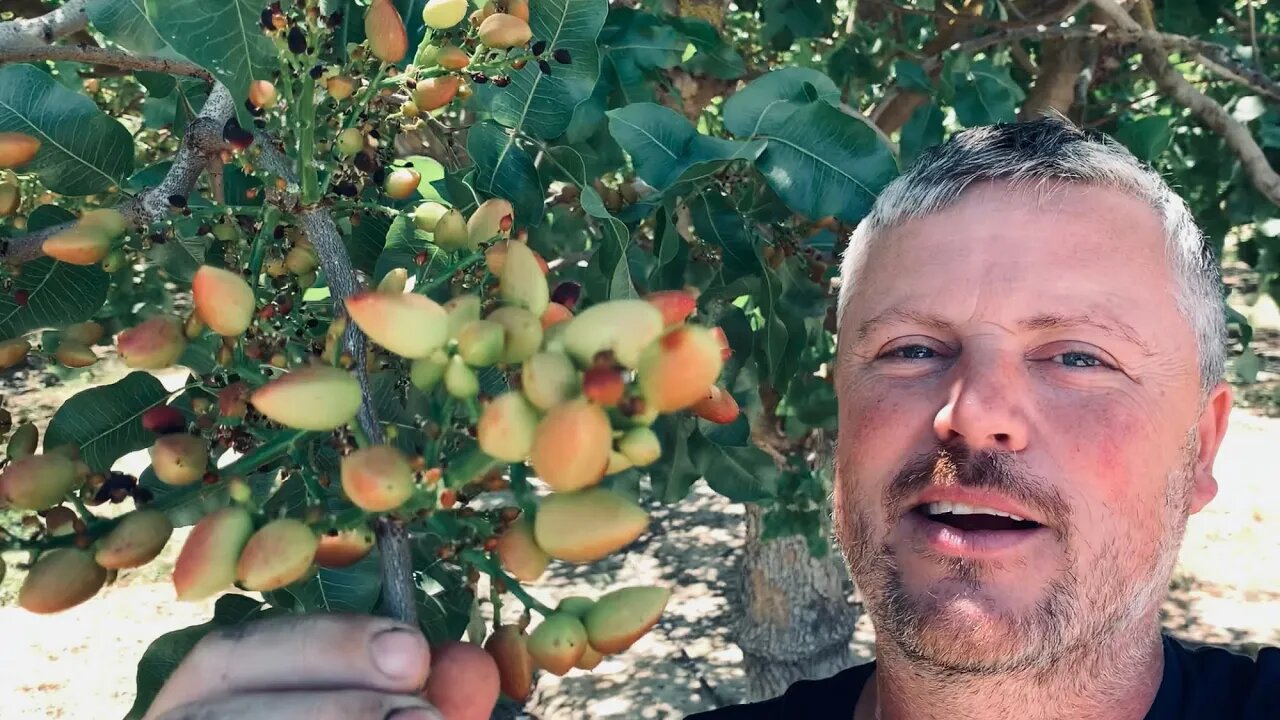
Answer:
[2,354,1279,719]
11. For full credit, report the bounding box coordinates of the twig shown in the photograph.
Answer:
[864,0,1087,28]
[0,0,91,50]
[1248,0,1259,66]
[0,44,214,83]
[296,207,418,626]
[1091,0,1280,206]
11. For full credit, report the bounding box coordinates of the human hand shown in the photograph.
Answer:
[141,613,500,720]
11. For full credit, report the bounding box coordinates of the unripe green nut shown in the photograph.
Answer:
[498,241,549,317]
[432,208,470,251]
[6,421,38,460]
[456,319,505,367]
[584,586,672,654]
[95,509,174,569]
[478,392,537,462]
[423,0,468,28]
[444,354,480,399]
[562,299,665,369]
[618,427,662,467]
[495,517,549,582]
[347,291,448,359]
[341,444,415,512]
[116,315,186,370]
[410,349,449,391]
[534,488,649,563]
[251,366,363,431]
[237,518,319,591]
[478,13,533,49]
[19,549,107,614]
[445,294,482,339]
[528,612,589,676]
[336,128,365,158]
[173,506,254,601]
[0,453,79,511]
[413,201,451,232]
[520,351,578,411]
[149,434,209,487]
[467,198,514,246]
[487,306,542,364]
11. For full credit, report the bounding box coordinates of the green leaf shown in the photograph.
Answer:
[603,9,685,70]
[136,71,178,98]
[607,103,765,192]
[89,0,171,54]
[894,59,933,93]
[490,0,607,139]
[149,232,208,283]
[1114,115,1173,163]
[271,553,383,614]
[689,434,778,502]
[144,467,278,527]
[467,121,545,227]
[348,213,391,276]
[690,190,755,283]
[0,64,134,195]
[721,67,841,138]
[756,259,789,382]
[752,101,898,222]
[647,416,702,503]
[0,207,110,341]
[669,17,745,79]
[125,594,280,720]
[44,372,172,471]
[543,145,637,300]
[144,0,278,124]
[899,100,944,166]
[372,215,424,285]
[951,60,1024,127]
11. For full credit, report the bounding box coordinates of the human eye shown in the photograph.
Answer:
[1050,350,1112,369]
[877,343,943,361]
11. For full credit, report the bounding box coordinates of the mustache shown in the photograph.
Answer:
[885,440,1071,529]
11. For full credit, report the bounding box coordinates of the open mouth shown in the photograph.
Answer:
[911,501,1042,532]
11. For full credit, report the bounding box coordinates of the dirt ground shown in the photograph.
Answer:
[1,293,1278,719]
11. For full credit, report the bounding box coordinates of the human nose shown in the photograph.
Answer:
[932,350,1030,453]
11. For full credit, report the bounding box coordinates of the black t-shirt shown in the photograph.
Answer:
[688,635,1279,719]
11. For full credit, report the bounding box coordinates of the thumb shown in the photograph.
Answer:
[424,641,501,720]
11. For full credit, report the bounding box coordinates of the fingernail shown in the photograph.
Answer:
[370,628,426,682]
[385,708,439,720]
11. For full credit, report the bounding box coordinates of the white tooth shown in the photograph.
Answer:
[923,500,1030,522]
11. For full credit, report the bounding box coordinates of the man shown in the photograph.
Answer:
[142,116,1277,720]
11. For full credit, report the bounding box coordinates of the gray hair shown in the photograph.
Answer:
[837,114,1227,396]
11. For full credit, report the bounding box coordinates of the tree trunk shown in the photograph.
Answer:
[733,503,861,701]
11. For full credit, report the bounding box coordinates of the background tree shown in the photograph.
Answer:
[0,0,1273,714]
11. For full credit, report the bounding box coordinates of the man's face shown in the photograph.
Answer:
[833,180,1231,675]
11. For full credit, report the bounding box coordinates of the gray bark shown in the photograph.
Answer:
[735,503,860,701]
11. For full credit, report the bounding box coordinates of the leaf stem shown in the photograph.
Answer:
[298,68,319,203]
[461,549,554,616]
[248,206,282,292]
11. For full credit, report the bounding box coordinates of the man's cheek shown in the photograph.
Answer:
[1054,396,1158,507]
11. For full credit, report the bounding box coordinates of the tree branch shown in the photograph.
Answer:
[0,43,215,83]
[864,0,1087,28]
[297,206,418,628]
[1,82,235,265]
[0,0,91,50]
[1090,0,1280,205]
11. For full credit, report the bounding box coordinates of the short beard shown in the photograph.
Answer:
[834,433,1198,679]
